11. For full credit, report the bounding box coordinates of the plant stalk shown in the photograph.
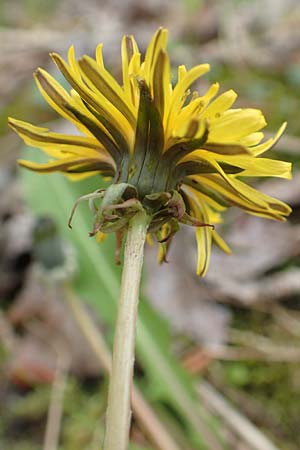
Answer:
[103,210,150,450]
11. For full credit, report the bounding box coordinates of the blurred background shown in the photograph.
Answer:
[1,1,300,449]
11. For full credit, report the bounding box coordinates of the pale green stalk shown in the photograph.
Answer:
[103,210,150,450]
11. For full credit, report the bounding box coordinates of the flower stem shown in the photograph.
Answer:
[103,210,150,450]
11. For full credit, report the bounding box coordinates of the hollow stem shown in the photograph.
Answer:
[103,210,150,450]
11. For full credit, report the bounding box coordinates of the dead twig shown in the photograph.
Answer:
[184,342,300,364]
[213,268,300,307]
[198,380,280,450]
[227,329,300,362]
[43,348,70,450]
[272,305,300,338]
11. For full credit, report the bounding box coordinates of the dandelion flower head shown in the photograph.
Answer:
[9,28,292,275]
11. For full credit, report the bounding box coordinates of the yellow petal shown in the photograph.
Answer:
[67,45,81,79]
[186,186,224,219]
[94,43,134,105]
[128,52,141,76]
[18,156,114,178]
[198,174,291,220]
[196,150,292,179]
[172,118,202,140]
[166,64,210,136]
[68,89,129,151]
[171,83,219,140]
[143,27,168,83]
[178,65,187,83]
[194,189,226,212]
[208,109,267,142]
[183,186,213,276]
[51,52,133,141]
[146,233,154,246]
[157,243,166,264]
[171,64,210,110]
[127,53,142,107]
[65,171,100,181]
[152,49,171,120]
[193,156,269,207]
[78,55,136,126]
[239,132,264,147]
[230,177,291,216]
[233,156,291,179]
[251,122,287,156]
[201,89,238,119]
[121,35,140,103]
[213,230,232,254]
[195,224,212,276]
[8,118,105,159]
[34,69,85,133]
[18,156,93,172]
